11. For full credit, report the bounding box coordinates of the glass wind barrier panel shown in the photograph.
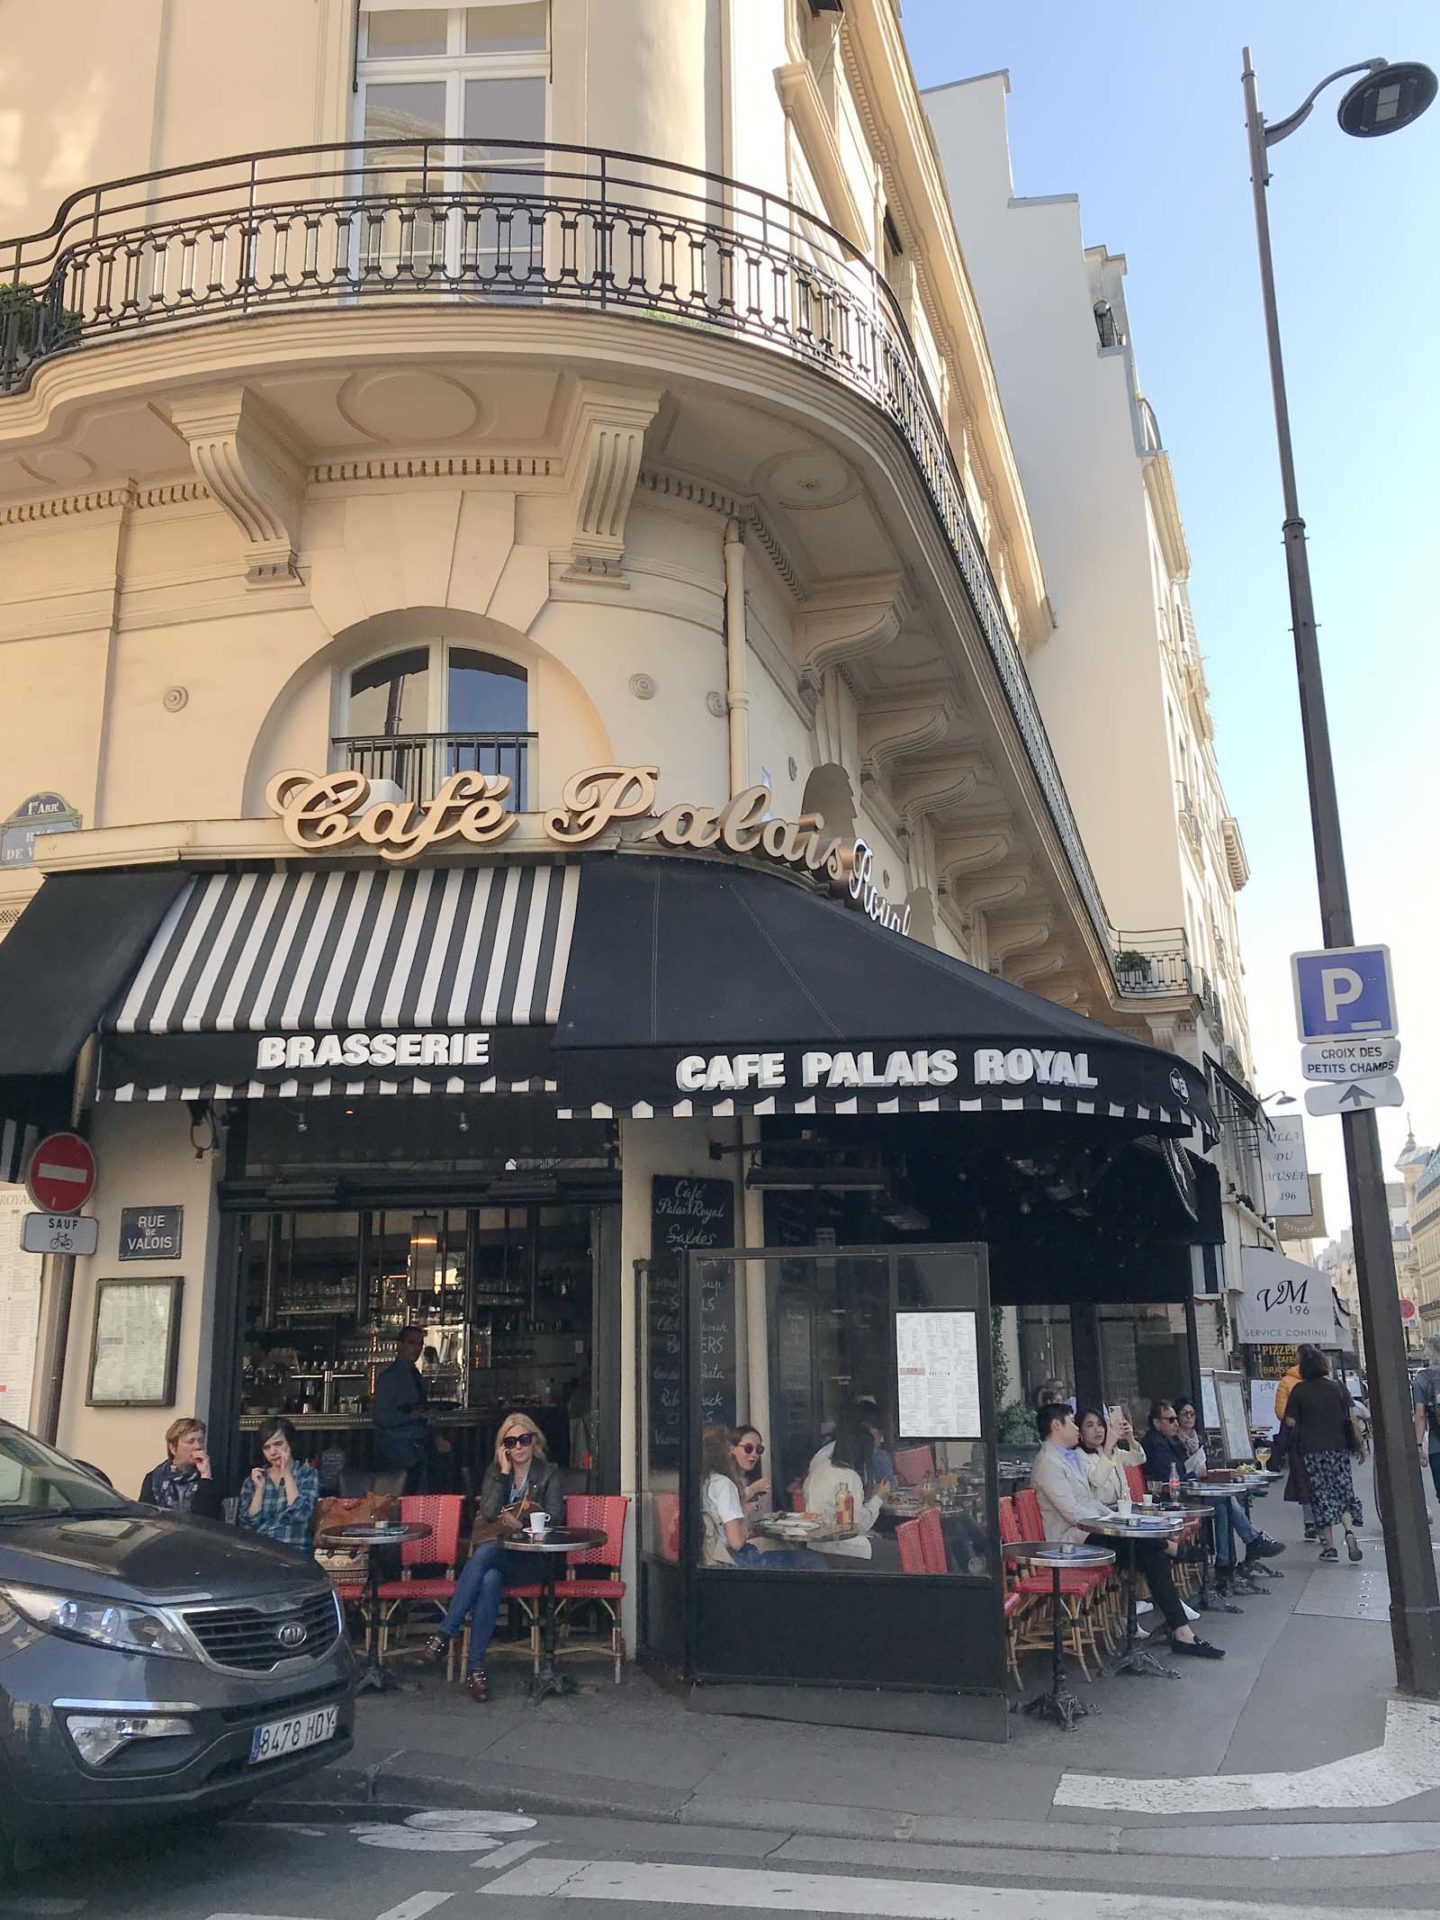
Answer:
[683,1249,994,1581]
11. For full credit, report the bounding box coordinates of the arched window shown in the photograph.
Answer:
[339,642,531,805]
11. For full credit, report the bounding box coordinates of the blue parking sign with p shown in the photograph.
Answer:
[1292,945,1397,1042]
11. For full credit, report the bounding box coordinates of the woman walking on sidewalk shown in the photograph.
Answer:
[1283,1348,1364,1562]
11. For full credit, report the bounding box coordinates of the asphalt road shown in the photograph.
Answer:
[6,1805,1440,1920]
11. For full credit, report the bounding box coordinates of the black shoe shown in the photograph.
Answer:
[1303,1526,1319,1542]
[1171,1634,1225,1659]
[1245,1534,1285,1560]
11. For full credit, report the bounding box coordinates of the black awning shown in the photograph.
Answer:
[95,863,578,1101]
[0,869,187,1171]
[554,855,1215,1132]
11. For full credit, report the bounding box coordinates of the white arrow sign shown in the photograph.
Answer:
[1305,1074,1404,1116]
[1301,1037,1401,1082]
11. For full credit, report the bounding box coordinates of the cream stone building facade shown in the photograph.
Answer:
[923,71,1267,1367]
[0,2,1231,1724]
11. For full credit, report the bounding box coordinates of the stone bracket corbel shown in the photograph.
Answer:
[560,381,663,587]
[987,917,1054,972]
[950,865,1032,919]
[796,572,910,697]
[935,823,1013,892]
[858,692,958,792]
[168,387,303,586]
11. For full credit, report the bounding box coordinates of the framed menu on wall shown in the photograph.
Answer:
[86,1278,183,1408]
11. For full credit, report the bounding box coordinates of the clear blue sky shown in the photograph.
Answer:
[904,1,1439,1237]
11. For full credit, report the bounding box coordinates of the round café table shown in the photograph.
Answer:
[1002,1540,1114,1731]
[502,1527,608,1701]
[326,1520,432,1694]
[1085,1513,1185,1678]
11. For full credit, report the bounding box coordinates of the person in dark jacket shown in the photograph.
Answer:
[373,1325,450,1491]
[1141,1401,1282,1584]
[423,1412,562,1700]
[139,1416,223,1520]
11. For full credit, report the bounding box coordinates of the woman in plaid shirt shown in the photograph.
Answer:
[239,1418,319,1554]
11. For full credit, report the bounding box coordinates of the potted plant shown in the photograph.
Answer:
[1114,948,1153,989]
[0,281,83,383]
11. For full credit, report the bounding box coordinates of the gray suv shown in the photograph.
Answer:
[0,1421,354,1863]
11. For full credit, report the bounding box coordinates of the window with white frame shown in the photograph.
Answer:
[338,640,532,806]
[356,3,550,281]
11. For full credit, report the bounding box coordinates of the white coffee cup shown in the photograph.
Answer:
[1117,1493,1133,1519]
[528,1510,550,1538]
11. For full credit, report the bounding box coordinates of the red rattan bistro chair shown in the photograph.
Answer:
[552,1493,629,1684]
[376,1495,464,1675]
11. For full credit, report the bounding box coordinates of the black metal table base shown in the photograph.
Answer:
[1112,1645,1180,1679]
[1023,1685,1094,1729]
[528,1568,584,1703]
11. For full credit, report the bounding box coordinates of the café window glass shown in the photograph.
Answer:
[340,643,530,806]
[674,1246,995,1583]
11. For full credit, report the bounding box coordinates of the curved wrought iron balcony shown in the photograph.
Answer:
[0,139,1184,999]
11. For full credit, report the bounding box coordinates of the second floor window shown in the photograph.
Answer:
[340,643,531,806]
[358,4,548,151]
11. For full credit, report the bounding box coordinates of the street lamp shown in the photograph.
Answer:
[1258,1092,1295,1108]
[1241,48,1440,1696]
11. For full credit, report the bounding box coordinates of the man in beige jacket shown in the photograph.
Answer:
[1030,1404,1223,1660]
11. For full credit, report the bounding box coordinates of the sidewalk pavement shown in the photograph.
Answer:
[276,1461,1440,1858]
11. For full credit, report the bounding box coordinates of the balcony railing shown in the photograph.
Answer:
[336,731,534,810]
[1110,933,1194,999]
[2,139,1185,1000]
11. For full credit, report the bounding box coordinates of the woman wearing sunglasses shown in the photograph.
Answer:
[424,1412,561,1700]
[731,1426,772,1518]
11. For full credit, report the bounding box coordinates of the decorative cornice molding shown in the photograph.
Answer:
[310,453,556,484]
[638,467,805,600]
[0,477,208,528]
[168,386,303,586]
[934,822,1012,886]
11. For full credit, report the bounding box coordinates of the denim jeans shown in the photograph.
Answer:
[438,1541,533,1672]
[731,1542,825,1570]
[1209,1495,1258,1566]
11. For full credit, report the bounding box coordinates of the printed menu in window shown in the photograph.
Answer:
[895,1309,981,1439]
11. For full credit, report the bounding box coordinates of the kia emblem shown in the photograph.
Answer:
[276,1621,308,1650]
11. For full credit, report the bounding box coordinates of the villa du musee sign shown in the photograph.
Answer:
[266,765,910,934]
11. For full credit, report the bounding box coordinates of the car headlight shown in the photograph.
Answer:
[0,1584,192,1660]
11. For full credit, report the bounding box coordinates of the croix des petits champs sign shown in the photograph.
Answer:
[265,765,910,935]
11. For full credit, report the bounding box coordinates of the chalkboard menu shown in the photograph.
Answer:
[647,1177,737,1467]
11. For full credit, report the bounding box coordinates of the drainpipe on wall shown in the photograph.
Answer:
[723,518,749,798]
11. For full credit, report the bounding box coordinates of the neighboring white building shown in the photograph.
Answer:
[924,69,1266,1364]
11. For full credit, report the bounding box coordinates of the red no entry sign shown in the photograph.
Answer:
[26,1131,97,1214]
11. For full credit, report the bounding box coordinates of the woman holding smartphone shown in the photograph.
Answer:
[424,1412,561,1700]
[238,1417,319,1553]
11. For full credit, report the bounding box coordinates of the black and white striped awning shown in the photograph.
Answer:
[97,865,577,1102]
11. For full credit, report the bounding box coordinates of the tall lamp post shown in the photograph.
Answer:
[1241,48,1440,1695]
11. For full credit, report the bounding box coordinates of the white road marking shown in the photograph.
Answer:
[352,1809,538,1853]
[475,1839,546,1872]
[1055,1696,1440,1813]
[406,1811,535,1833]
[353,1825,498,1853]
[374,1898,454,1920]
[482,1858,1424,1918]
